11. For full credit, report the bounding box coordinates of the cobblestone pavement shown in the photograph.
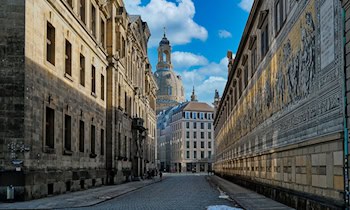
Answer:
[72,174,238,210]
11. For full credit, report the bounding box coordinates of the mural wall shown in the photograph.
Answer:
[221,0,343,157]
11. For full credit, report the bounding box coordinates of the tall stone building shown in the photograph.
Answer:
[214,0,346,209]
[154,33,185,113]
[157,89,214,173]
[106,2,158,184]
[0,0,157,201]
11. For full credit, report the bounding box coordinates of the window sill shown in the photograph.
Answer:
[64,73,74,82]
[43,146,55,154]
[63,149,73,156]
[45,60,56,71]
[91,92,97,98]
[89,153,97,158]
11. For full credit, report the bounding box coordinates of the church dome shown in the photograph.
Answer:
[155,32,185,113]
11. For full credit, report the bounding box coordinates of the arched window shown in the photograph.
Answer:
[167,86,172,95]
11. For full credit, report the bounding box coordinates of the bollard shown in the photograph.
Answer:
[6,185,14,200]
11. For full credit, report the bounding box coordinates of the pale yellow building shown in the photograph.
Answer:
[0,0,157,201]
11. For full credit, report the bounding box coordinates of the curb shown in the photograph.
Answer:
[206,176,245,210]
[56,179,163,209]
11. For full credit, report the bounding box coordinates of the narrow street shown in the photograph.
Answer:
[73,174,237,210]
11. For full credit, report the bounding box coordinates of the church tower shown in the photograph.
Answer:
[154,30,185,114]
[191,87,198,102]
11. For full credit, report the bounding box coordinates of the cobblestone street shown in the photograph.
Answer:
[73,174,236,210]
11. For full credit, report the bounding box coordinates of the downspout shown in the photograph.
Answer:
[343,6,350,209]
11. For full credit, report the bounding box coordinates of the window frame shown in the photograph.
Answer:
[46,21,56,66]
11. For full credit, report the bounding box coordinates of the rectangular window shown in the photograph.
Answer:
[201,132,204,139]
[65,40,72,76]
[201,151,204,159]
[275,0,286,33]
[64,115,72,151]
[208,141,212,149]
[121,37,126,58]
[200,113,204,119]
[193,122,197,129]
[80,0,86,24]
[100,18,106,49]
[251,45,257,77]
[79,120,84,152]
[208,123,212,130]
[193,132,197,139]
[124,136,127,157]
[185,112,190,119]
[80,54,85,86]
[201,141,204,149]
[186,122,189,129]
[46,22,55,65]
[208,132,212,139]
[193,141,197,149]
[45,107,55,148]
[261,23,269,57]
[91,5,96,37]
[193,112,197,119]
[186,151,190,159]
[100,129,104,155]
[193,151,197,159]
[67,0,73,8]
[91,125,96,154]
[118,132,121,156]
[186,131,190,139]
[91,65,96,94]
[239,75,243,98]
[200,123,204,129]
[244,64,248,88]
[208,151,212,159]
[101,74,105,100]
[118,85,121,107]
[124,92,128,113]
[186,141,190,149]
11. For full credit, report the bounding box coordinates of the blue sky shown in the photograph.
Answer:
[125,0,253,104]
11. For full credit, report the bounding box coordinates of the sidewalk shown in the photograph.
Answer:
[207,175,294,210]
[0,178,162,209]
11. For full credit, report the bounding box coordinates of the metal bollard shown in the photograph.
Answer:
[6,185,14,200]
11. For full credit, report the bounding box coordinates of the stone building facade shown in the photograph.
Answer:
[0,0,157,201]
[214,0,347,209]
[154,34,185,114]
[106,5,157,184]
[157,90,215,173]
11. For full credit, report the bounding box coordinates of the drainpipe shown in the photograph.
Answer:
[343,6,350,209]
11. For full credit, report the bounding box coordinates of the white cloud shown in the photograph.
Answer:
[218,30,232,38]
[178,56,229,104]
[172,52,208,68]
[125,0,208,47]
[196,76,227,103]
[238,0,253,12]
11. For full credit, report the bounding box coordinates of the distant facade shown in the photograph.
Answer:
[215,0,346,209]
[157,106,176,172]
[154,33,185,114]
[0,0,157,201]
[107,5,158,184]
[157,90,214,173]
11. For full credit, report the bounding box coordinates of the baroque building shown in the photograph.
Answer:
[0,0,157,201]
[157,90,214,173]
[214,0,346,209]
[154,33,185,114]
